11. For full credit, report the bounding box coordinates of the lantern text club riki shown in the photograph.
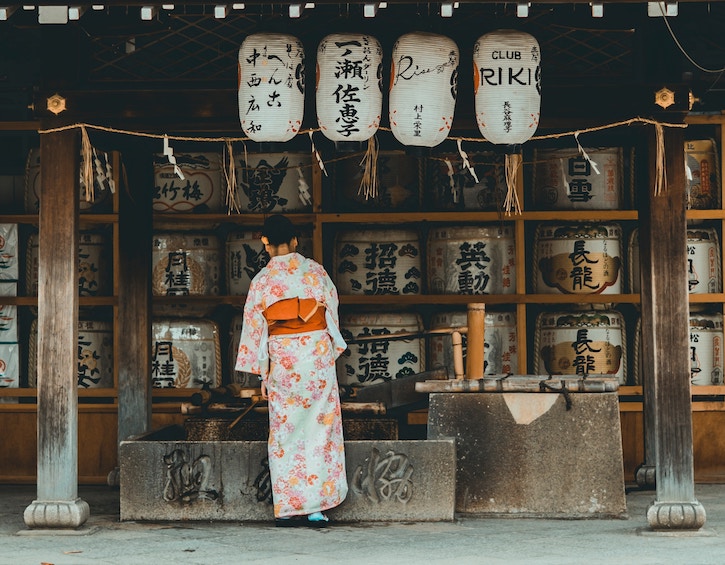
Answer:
[473,30,541,147]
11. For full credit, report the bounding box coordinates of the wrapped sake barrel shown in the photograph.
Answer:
[337,311,425,387]
[151,318,221,389]
[334,229,422,295]
[532,147,624,210]
[429,310,518,376]
[0,342,19,390]
[27,318,113,388]
[226,229,313,295]
[235,153,313,213]
[685,139,720,210]
[26,231,112,296]
[633,313,724,386]
[25,147,114,213]
[333,151,420,212]
[228,313,261,388]
[153,152,224,213]
[534,309,626,384]
[0,304,17,343]
[628,227,722,294]
[427,224,515,295]
[0,223,18,281]
[152,232,221,296]
[533,223,622,294]
[428,151,506,211]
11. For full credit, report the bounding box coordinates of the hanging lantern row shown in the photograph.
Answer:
[238,29,541,150]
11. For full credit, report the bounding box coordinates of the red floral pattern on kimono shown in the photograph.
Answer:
[235,253,348,517]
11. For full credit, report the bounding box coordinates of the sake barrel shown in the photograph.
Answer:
[151,318,221,389]
[428,151,506,211]
[337,311,425,387]
[26,231,112,296]
[0,304,17,343]
[685,139,720,210]
[228,313,261,388]
[633,313,724,386]
[152,233,221,296]
[153,152,224,213]
[533,223,622,294]
[534,309,626,384]
[429,310,518,376]
[27,318,113,388]
[427,224,516,295]
[0,342,19,390]
[628,227,722,294]
[25,147,114,213]
[235,153,313,213]
[0,223,18,281]
[532,147,624,210]
[334,229,422,295]
[333,151,420,212]
[226,229,313,295]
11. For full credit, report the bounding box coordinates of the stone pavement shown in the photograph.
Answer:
[1,483,725,565]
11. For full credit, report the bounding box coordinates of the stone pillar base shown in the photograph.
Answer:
[24,498,90,529]
[647,500,706,530]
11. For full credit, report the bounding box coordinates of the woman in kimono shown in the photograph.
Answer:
[235,214,348,527]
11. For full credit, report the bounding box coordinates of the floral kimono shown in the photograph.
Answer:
[235,252,348,518]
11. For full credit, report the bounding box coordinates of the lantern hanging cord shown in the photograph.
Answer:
[655,5,725,74]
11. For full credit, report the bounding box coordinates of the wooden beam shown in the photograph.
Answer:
[640,120,706,530]
[24,127,90,528]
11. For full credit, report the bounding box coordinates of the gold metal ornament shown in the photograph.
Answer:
[46,93,67,115]
[654,87,675,109]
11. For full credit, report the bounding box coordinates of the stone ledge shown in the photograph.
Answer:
[120,439,456,522]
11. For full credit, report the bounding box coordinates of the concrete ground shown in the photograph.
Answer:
[1,483,725,565]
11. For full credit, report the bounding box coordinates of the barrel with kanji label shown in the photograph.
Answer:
[685,139,720,210]
[153,152,224,213]
[226,229,313,295]
[28,318,114,388]
[428,151,506,211]
[427,224,515,295]
[337,311,425,387]
[334,150,420,212]
[234,153,313,213]
[428,310,518,376]
[534,222,622,295]
[152,232,221,297]
[628,226,721,294]
[532,147,624,210]
[333,229,422,295]
[534,309,626,385]
[151,318,221,389]
[26,231,112,297]
[633,313,723,386]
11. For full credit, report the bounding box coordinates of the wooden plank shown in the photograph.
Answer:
[36,127,80,502]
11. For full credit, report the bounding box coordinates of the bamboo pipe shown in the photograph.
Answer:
[452,331,465,380]
[465,303,486,380]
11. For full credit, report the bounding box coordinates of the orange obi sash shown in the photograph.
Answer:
[264,297,327,335]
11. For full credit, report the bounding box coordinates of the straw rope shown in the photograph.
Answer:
[41,117,686,208]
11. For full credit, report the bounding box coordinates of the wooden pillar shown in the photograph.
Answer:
[110,147,153,486]
[639,123,705,530]
[24,128,89,528]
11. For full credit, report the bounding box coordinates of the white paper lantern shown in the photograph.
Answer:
[238,33,305,142]
[316,33,383,143]
[389,32,459,149]
[473,30,541,146]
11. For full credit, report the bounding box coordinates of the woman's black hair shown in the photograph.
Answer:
[261,214,298,246]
